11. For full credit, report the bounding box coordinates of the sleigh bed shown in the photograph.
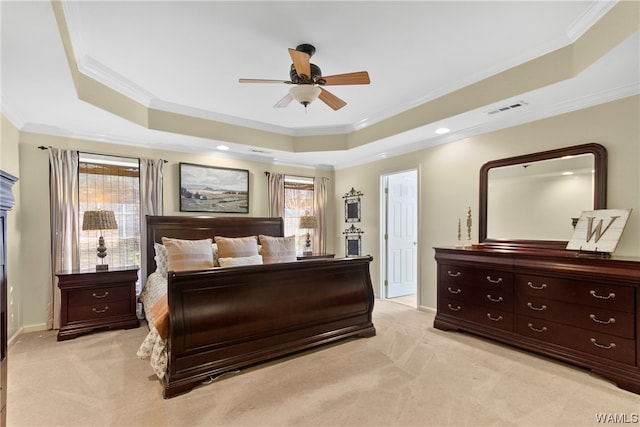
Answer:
[137,215,376,398]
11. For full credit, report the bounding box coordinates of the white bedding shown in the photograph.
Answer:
[136,272,169,379]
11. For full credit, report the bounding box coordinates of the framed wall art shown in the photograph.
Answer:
[343,224,364,256]
[179,163,249,213]
[343,187,363,222]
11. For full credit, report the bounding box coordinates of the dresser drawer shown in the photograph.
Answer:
[67,285,131,306]
[440,296,513,331]
[441,280,513,309]
[517,315,635,365]
[516,275,634,312]
[441,264,513,289]
[66,299,132,322]
[516,296,634,339]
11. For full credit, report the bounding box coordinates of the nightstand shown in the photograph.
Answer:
[56,266,140,341]
[296,253,335,260]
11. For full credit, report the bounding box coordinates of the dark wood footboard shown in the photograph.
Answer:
[162,256,376,398]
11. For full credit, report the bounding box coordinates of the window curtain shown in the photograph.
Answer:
[139,158,164,284]
[267,172,285,218]
[313,177,329,253]
[48,148,79,330]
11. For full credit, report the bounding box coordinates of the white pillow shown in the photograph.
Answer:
[154,243,169,277]
[218,254,263,267]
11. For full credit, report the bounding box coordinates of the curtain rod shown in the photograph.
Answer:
[37,146,168,163]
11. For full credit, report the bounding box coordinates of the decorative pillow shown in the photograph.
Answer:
[212,243,219,267]
[259,235,297,263]
[215,236,259,258]
[218,254,263,267]
[161,237,215,272]
[154,242,169,277]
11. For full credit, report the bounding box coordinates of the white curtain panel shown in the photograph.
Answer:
[139,158,164,283]
[314,177,329,254]
[267,172,285,218]
[48,148,79,330]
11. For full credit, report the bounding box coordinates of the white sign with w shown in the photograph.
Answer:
[566,209,632,254]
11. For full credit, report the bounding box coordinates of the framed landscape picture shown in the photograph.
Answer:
[179,163,249,213]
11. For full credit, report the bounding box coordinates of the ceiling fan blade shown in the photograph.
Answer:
[320,71,370,86]
[318,87,347,111]
[239,78,291,84]
[288,48,311,79]
[274,93,294,108]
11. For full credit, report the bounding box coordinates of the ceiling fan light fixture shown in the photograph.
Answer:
[289,85,321,107]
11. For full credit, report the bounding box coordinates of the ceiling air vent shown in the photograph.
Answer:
[250,149,271,154]
[487,101,528,115]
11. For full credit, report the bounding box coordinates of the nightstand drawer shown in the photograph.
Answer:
[67,299,132,322]
[67,285,130,306]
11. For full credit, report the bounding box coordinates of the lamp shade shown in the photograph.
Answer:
[299,215,318,229]
[82,210,118,231]
[289,85,321,107]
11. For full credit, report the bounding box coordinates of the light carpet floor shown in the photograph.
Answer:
[8,300,639,426]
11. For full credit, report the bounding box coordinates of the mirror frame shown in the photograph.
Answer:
[479,143,607,250]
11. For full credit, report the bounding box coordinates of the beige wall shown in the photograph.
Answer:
[1,115,22,340]
[336,95,640,310]
[3,94,639,332]
[14,132,334,331]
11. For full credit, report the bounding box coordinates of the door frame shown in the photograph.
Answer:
[379,167,420,303]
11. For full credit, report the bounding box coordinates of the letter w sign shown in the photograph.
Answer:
[566,209,632,253]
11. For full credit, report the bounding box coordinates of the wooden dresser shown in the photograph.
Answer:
[0,170,17,427]
[434,246,640,395]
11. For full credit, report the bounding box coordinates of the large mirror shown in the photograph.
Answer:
[479,143,607,249]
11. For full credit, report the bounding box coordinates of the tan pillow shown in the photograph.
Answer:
[161,237,214,272]
[259,235,297,263]
[214,236,259,258]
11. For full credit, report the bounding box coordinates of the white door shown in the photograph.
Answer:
[383,170,418,298]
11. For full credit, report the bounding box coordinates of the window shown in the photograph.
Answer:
[284,175,314,253]
[78,153,140,271]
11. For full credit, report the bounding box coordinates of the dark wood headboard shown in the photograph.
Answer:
[145,216,284,276]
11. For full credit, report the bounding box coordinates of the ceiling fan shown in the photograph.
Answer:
[239,44,370,111]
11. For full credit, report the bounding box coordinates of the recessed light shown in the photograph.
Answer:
[562,171,574,176]
[435,127,450,135]
[217,145,229,151]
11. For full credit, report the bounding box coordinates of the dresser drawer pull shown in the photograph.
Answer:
[590,338,616,350]
[486,276,503,284]
[447,303,461,312]
[486,294,503,303]
[447,271,461,278]
[92,291,110,299]
[527,282,547,290]
[92,306,109,314]
[527,323,547,333]
[527,302,547,311]
[590,290,615,300]
[590,314,616,325]
[486,313,503,322]
[447,287,461,294]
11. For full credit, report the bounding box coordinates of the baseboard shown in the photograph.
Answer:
[8,327,23,349]
[8,323,48,349]
[418,305,436,314]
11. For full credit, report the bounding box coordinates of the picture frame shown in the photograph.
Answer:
[345,235,361,256]
[343,187,363,222]
[179,163,249,213]
[343,224,364,257]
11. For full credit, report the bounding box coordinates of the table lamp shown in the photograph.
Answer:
[299,215,318,255]
[82,210,118,271]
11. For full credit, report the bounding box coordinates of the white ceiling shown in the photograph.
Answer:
[2,1,639,169]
